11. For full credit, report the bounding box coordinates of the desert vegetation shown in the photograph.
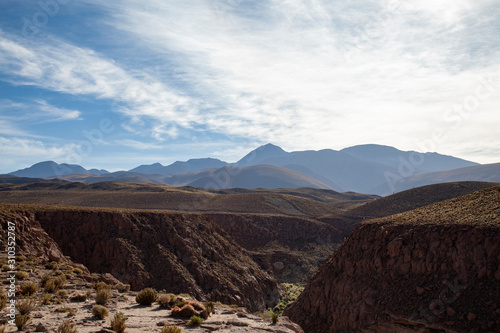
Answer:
[0,251,302,332]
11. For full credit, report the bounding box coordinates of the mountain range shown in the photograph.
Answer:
[6,143,498,195]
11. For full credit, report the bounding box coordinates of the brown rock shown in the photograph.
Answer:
[467,312,477,321]
[70,293,87,302]
[227,320,249,326]
[446,307,456,316]
[35,323,47,332]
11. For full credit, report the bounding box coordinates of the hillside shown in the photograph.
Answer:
[349,181,499,218]
[376,162,500,194]
[285,185,500,332]
[0,204,279,311]
[0,181,361,216]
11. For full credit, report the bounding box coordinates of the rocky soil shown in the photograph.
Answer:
[0,257,303,332]
[285,185,500,333]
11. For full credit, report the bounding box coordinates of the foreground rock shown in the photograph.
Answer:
[285,185,500,332]
[0,204,279,311]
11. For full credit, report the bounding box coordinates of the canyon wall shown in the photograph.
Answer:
[285,186,500,332]
[0,205,279,311]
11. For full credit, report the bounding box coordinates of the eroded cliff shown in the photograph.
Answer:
[0,204,279,311]
[285,186,500,332]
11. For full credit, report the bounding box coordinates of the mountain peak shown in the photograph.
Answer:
[237,143,288,166]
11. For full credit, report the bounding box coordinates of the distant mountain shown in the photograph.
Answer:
[250,148,391,193]
[130,158,227,175]
[9,144,489,195]
[9,161,108,178]
[49,165,331,190]
[378,162,500,194]
[161,158,227,175]
[341,144,478,173]
[233,143,481,195]
[164,164,333,189]
[129,162,164,174]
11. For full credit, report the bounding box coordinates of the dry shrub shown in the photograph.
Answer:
[114,283,130,292]
[161,324,183,333]
[57,289,69,299]
[95,288,111,305]
[45,261,58,270]
[20,281,39,296]
[91,305,109,319]
[41,293,52,305]
[158,293,177,308]
[14,314,31,330]
[110,312,127,333]
[204,301,215,315]
[187,315,204,326]
[15,271,29,280]
[0,293,7,309]
[44,279,58,293]
[16,297,37,315]
[135,288,157,306]
[93,281,110,292]
[56,319,77,333]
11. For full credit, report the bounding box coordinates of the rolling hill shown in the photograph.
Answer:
[0,179,371,216]
[349,181,500,218]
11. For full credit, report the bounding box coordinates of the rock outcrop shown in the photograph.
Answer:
[207,213,343,282]
[0,208,67,263]
[0,204,279,311]
[285,186,500,332]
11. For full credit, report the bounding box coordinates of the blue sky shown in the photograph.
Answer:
[0,0,499,173]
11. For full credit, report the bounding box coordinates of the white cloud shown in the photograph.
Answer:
[0,136,80,173]
[118,139,163,150]
[35,100,81,121]
[0,119,33,137]
[0,0,499,163]
[0,32,199,139]
[86,0,499,156]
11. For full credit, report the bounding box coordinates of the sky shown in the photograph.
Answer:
[0,0,499,173]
